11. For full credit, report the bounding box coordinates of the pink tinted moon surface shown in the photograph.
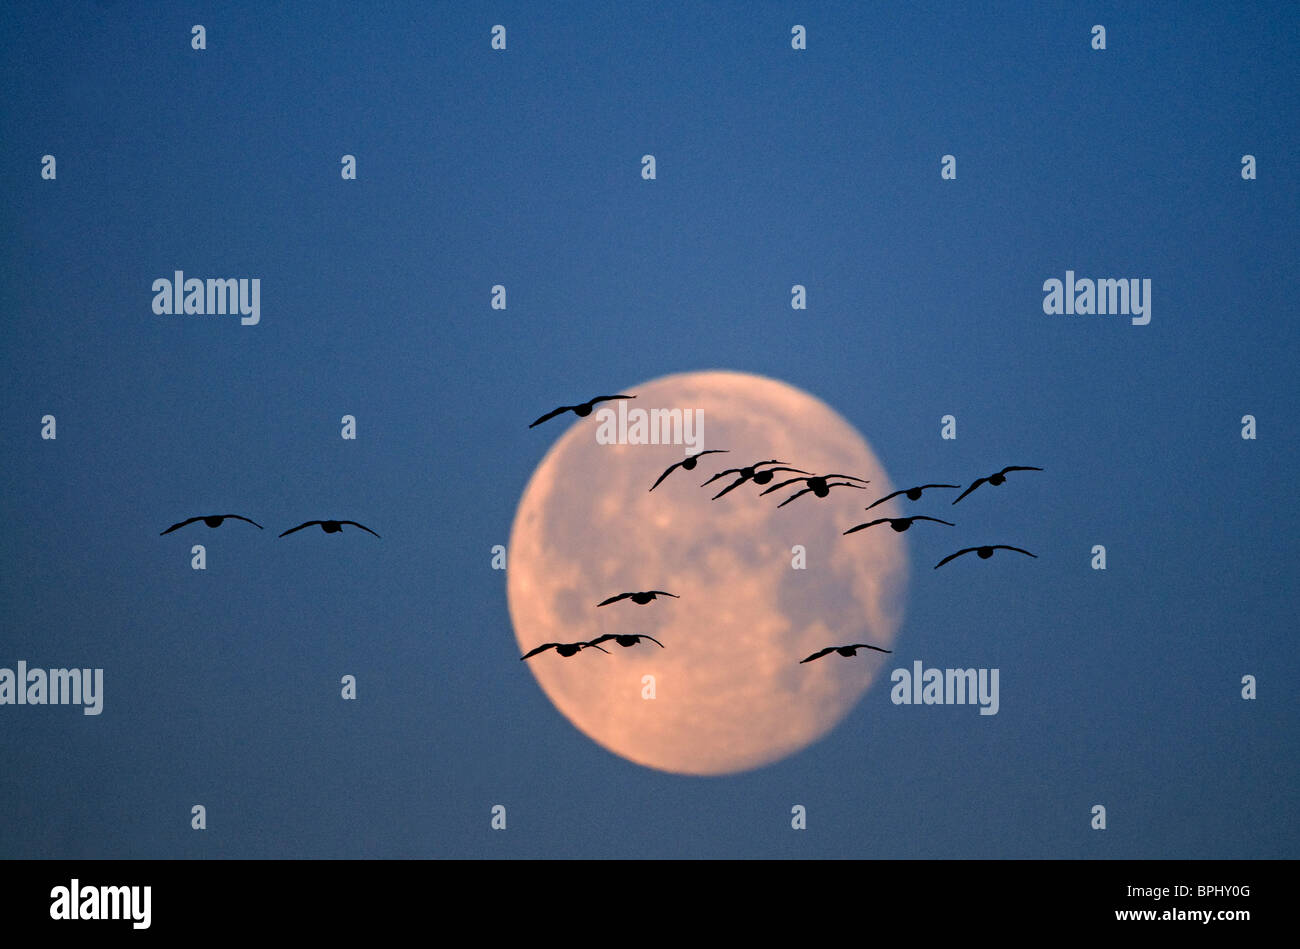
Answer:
[508,370,908,776]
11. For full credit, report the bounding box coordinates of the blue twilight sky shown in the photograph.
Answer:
[1,1,1296,858]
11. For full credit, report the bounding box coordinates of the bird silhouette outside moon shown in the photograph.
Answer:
[865,484,960,510]
[279,519,381,538]
[160,514,263,535]
[507,370,907,776]
[934,545,1037,569]
[952,466,1043,504]
[530,395,636,428]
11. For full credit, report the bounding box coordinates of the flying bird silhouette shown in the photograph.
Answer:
[800,643,893,663]
[279,520,381,538]
[649,450,729,491]
[160,514,263,535]
[529,395,636,428]
[934,545,1037,569]
[761,473,869,507]
[843,515,954,535]
[702,460,808,499]
[952,466,1043,504]
[597,591,678,607]
[749,466,807,486]
[761,473,868,497]
[520,641,609,660]
[865,484,961,510]
[585,633,665,650]
[775,481,867,507]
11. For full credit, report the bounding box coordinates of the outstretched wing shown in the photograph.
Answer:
[823,474,869,483]
[777,486,815,508]
[993,545,1038,558]
[638,635,665,648]
[529,405,574,428]
[160,515,204,535]
[224,515,264,529]
[700,467,742,486]
[843,519,889,535]
[520,643,560,660]
[596,592,632,607]
[646,591,678,598]
[850,643,893,654]
[339,521,381,538]
[999,466,1043,475]
[759,477,808,497]
[825,481,867,491]
[912,516,955,526]
[864,488,906,511]
[584,634,617,647]
[799,647,837,664]
[278,521,321,537]
[934,547,978,569]
[588,395,636,408]
[951,477,988,504]
[711,476,750,500]
[649,460,684,491]
[692,449,729,459]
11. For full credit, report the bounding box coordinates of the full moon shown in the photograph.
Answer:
[508,370,908,775]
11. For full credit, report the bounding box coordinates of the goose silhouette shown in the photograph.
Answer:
[952,466,1042,504]
[160,514,263,536]
[800,643,892,663]
[702,460,809,500]
[585,633,664,650]
[279,520,381,538]
[530,395,636,428]
[865,484,960,510]
[597,591,678,607]
[843,515,954,535]
[762,473,869,507]
[649,450,729,491]
[520,640,610,660]
[934,545,1037,569]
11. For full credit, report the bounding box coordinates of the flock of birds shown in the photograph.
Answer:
[523,393,1043,665]
[163,393,1041,667]
[160,516,381,538]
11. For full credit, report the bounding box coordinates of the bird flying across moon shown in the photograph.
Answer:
[159,514,263,535]
[586,633,665,650]
[520,640,610,660]
[702,460,808,499]
[952,466,1043,504]
[843,516,954,535]
[934,545,1037,569]
[865,484,960,510]
[800,643,893,663]
[648,450,729,492]
[529,395,636,428]
[761,473,870,507]
[596,590,679,607]
[278,519,381,538]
